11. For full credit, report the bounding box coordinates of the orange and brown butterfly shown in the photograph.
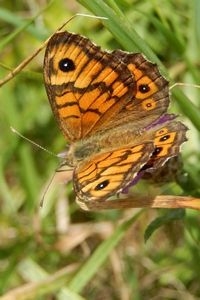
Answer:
[43,31,187,210]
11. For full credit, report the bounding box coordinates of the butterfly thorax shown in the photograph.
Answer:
[67,126,143,166]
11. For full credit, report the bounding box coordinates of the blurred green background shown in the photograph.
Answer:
[0,0,200,299]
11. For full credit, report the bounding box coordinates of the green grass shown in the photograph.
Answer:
[0,0,200,299]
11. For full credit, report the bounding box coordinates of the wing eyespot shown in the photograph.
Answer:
[152,147,162,155]
[59,58,75,72]
[94,179,110,191]
[138,84,150,93]
[159,134,170,142]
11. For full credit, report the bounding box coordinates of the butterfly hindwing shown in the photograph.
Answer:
[142,120,188,171]
[74,143,154,202]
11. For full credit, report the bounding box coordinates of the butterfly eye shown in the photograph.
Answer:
[139,84,150,93]
[59,58,75,72]
[159,134,170,142]
[94,179,110,191]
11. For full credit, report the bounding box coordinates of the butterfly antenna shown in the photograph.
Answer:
[170,82,200,90]
[40,171,57,207]
[10,126,58,157]
[40,164,73,207]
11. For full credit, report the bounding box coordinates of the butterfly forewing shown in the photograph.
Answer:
[106,50,170,131]
[44,32,135,142]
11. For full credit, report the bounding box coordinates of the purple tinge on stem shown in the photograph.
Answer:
[121,172,144,194]
[145,114,177,131]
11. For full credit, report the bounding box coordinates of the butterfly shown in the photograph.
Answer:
[43,31,187,211]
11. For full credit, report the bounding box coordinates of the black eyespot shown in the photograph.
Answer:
[159,134,170,142]
[59,58,75,72]
[139,84,150,93]
[95,179,110,191]
[152,147,162,156]
[140,162,152,171]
